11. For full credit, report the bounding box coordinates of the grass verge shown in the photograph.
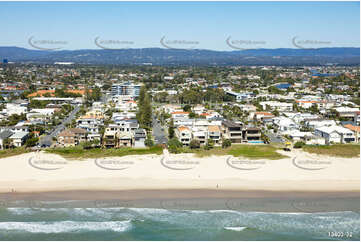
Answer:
[302,144,360,158]
[192,144,287,160]
[0,147,31,159]
[45,145,163,159]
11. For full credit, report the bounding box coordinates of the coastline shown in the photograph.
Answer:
[0,190,359,213]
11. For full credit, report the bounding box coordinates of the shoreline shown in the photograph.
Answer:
[0,189,359,213]
[0,178,359,193]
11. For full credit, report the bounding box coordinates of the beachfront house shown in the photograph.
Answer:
[208,125,222,146]
[221,120,243,143]
[175,126,191,146]
[315,125,356,144]
[134,128,147,148]
[244,127,262,142]
[0,130,13,149]
[57,128,87,147]
[343,124,360,143]
[9,131,29,147]
[191,127,208,146]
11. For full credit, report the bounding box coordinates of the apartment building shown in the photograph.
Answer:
[111,82,141,98]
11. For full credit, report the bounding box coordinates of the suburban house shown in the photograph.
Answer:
[171,111,189,119]
[226,91,254,102]
[251,112,274,123]
[295,100,318,109]
[335,107,360,119]
[2,103,28,116]
[306,120,337,129]
[108,121,139,133]
[260,101,293,112]
[76,114,104,134]
[272,117,299,132]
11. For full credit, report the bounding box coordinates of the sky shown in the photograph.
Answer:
[0,1,359,51]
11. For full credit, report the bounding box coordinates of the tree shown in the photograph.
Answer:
[25,136,39,148]
[183,104,192,112]
[3,138,11,149]
[204,138,214,150]
[167,137,183,153]
[145,138,154,147]
[91,87,102,101]
[188,112,198,119]
[293,141,306,149]
[309,104,319,114]
[168,118,175,139]
[142,93,152,129]
[272,109,280,117]
[138,85,147,106]
[189,139,200,149]
[222,139,232,148]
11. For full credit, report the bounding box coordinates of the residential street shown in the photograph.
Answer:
[38,105,81,147]
[152,115,168,144]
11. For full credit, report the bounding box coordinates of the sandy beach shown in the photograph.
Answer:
[0,149,359,194]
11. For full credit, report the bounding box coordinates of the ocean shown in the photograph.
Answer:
[0,204,359,241]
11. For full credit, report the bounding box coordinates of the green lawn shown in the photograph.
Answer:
[303,144,360,158]
[45,145,163,159]
[193,144,287,160]
[0,147,31,159]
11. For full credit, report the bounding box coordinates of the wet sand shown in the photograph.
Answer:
[0,189,359,213]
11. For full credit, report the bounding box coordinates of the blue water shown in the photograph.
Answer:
[0,207,359,240]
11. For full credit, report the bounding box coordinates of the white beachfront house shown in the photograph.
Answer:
[315,125,356,144]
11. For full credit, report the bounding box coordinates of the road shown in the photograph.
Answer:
[39,105,81,147]
[152,115,168,145]
[266,131,284,144]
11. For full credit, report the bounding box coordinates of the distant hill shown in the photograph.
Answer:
[0,47,359,66]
